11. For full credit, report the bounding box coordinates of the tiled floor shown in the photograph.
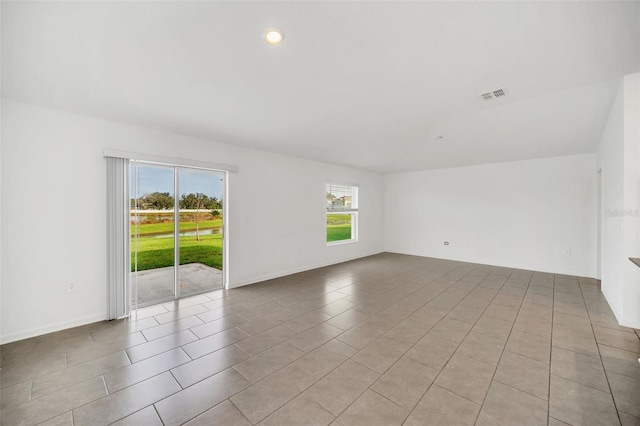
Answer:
[1,253,640,426]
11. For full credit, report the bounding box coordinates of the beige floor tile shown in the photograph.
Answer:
[291,339,357,380]
[181,327,249,359]
[105,348,190,392]
[552,326,600,359]
[352,336,410,373]
[190,314,249,338]
[504,330,551,364]
[184,400,251,426]
[332,390,409,426]
[233,342,304,384]
[429,318,474,343]
[473,316,513,341]
[110,406,163,426]
[1,376,107,426]
[371,356,438,410]
[551,346,609,392]
[494,351,549,400]
[476,381,548,426]
[404,385,481,426]
[456,331,506,366]
[33,351,130,398]
[382,319,431,346]
[608,372,640,418]
[282,311,332,333]
[258,394,334,426]
[599,344,640,380]
[231,365,315,424]
[325,309,369,331]
[0,353,67,389]
[73,373,179,426]
[171,345,249,388]
[435,353,495,404]
[235,325,297,356]
[619,412,640,426]
[0,380,32,411]
[549,375,619,426]
[304,360,379,416]
[154,305,209,325]
[156,368,249,426]
[140,316,203,341]
[125,329,197,363]
[594,326,640,353]
[288,323,343,353]
[36,412,73,426]
[405,333,459,371]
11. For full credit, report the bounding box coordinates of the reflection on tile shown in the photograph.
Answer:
[126,330,197,363]
[104,348,190,392]
[156,369,249,426]
[171,345,249,388]
[73,372,180,426]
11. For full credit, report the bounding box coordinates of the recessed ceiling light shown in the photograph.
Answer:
[265,28,284,45]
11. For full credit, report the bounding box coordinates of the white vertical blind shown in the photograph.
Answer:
[106,156,130,320]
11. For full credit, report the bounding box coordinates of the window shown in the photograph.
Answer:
[326,183,358,244]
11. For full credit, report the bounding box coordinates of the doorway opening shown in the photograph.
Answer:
[130,161,225,308]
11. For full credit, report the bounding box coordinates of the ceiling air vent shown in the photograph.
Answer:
[480,88,507,100]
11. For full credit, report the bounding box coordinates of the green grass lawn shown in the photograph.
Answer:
[327,214,353,242]
[131,233,222,271]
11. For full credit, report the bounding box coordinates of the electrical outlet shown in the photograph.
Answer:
[563,249,572,256]
[67,282,76,293]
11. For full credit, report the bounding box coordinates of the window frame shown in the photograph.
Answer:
[326,183,359,245]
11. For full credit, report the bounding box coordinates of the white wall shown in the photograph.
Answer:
[0,99,384,343]
[598,73,640,329]
[384,154,598,278]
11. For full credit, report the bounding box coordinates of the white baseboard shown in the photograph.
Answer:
[0,313,107,345]
[229,250,384,289]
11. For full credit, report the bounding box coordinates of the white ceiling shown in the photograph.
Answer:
[2,1,639,173]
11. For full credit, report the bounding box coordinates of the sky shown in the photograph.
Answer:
[130,164,224,200]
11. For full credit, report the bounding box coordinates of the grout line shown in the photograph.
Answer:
[547,274,556,426]
[474,270,535,426]
[578,279,623,425]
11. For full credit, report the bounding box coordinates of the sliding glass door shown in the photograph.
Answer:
[130,161,225,308]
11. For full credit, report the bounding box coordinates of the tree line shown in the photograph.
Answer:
[131,192,222,211]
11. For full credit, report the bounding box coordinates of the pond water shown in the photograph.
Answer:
[153,228,221,238]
